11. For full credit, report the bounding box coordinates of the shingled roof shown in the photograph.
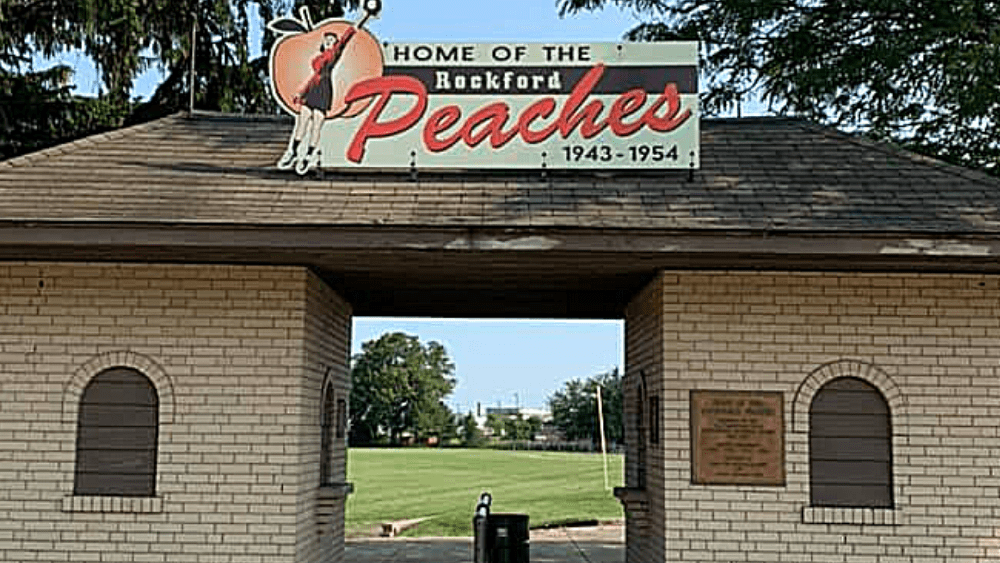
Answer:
[2,112,999,318]
[1,111,998,232]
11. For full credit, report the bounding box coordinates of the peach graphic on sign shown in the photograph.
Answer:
[269,3,383,175]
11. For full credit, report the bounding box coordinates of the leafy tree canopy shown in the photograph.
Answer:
[348,332,456,446]
[502,414,543,442]
[485,412,505,437]
[413,398,458,443]
[558,0,1000,175]
[549,368,623,445]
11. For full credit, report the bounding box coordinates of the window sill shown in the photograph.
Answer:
[62,495,163,513]
[319,482,355,501]
[613,487,649,519]
[802,506,900,525]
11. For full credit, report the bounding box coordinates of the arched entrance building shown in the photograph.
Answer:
[2,112,1000,562]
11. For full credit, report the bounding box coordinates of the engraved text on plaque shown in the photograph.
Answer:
[690,391,785,486]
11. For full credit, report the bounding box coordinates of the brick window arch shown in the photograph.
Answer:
[74,368,159,497]
[809,377,893,508]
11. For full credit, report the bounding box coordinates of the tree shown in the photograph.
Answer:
[0,0,365,157]
[413,398,457,443]
[0,66,124,160]
[0,1,131,158]
[549,368,623,445]
[140,0,362,119]
[485,412,505,438]
[550,378,593,442]
[526,416,543,440]
[558,0,1000,176]
[460,413,485,447]
[348,332,456,446]
[593,369,623,445]
[441,411,460,444]
[503,414,535,442]
[3,0,187,120]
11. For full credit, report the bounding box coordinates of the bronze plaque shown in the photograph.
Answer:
[690,391,785,486]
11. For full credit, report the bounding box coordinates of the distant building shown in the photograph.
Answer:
[485,406,552,422]
[479,406,559,440]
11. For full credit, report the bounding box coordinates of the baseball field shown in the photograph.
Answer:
[344,448,625,537]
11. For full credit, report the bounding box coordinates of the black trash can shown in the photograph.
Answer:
[486,513,529,563]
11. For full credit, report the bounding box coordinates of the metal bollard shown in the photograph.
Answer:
[473,492,492,563]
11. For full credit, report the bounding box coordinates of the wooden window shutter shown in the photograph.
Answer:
[635,372,646,490]
[321,383,336,485]
[648,395,660,448]
[336,398,347,439]
[809,377,893,508]
[74,368,158,497]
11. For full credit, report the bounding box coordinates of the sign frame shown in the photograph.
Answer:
[689,390,786,487]
[266,7,699,174]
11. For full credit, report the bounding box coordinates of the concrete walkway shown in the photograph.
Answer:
[345,524,624,563]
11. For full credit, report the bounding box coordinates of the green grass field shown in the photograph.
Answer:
[345,448,624,537]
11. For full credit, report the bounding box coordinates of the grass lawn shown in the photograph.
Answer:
[345,448,624,537]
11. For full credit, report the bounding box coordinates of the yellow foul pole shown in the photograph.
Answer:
[596,384,609,491]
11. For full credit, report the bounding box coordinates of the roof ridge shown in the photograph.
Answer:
[0,112,186,170]
[189,109,293,123]
[792,120,1000,187]
[702,115,805,123]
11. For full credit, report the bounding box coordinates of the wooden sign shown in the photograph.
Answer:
[266,6,699,172]
[690,391,785,486]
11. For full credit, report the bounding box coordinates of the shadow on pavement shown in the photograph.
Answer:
[345,538,623,563]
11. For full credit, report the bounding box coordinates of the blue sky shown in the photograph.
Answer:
[44,1,646,412]
[46,1,645,100]
[354,318,623,412]
[344,2,635,412]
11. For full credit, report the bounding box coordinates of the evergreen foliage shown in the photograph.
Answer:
[0,0,362,158]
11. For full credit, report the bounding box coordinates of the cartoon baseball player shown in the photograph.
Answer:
[274,2,382,175]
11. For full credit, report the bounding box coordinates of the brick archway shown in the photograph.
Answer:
[63,350,175,426]
[792,359,906,434]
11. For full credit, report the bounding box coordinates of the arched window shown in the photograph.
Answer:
[809,377,892,507]
[320,382,335,485]
[74,368,158,497]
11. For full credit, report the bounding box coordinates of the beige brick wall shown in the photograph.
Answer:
[0,262,351,563]
[645,271,1000,563]
[624,274,666,563]
[296,272,352,563]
